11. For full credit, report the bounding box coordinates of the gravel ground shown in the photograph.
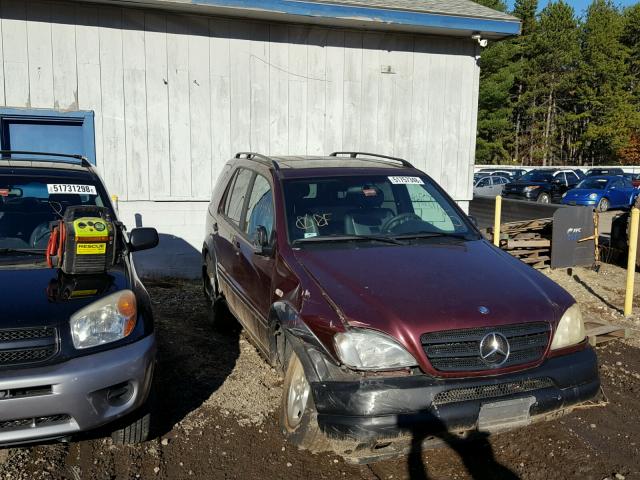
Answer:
[1,265,640,480]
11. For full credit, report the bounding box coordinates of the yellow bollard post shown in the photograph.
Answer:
[624,207,639,316]
[493,195,502,247]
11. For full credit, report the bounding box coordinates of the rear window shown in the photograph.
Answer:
[0,174,111,250]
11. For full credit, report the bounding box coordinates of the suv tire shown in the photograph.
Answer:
[111,410,151,445]
[280,351,331,453]
[203,253,236,330]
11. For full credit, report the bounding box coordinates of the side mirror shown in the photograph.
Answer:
[253,225,273,256]
[129,228,159,252]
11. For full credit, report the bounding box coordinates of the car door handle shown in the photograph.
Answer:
[212,222,218,233]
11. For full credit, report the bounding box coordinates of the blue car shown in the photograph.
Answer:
[561,175,638,212]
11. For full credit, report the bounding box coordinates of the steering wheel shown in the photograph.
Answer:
[381,213,422,233]
[30,222,52,248]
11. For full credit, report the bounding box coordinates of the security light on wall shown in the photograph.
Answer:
[471,33,488,47]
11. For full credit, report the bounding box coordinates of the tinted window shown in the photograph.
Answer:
[245,175,274,239]
[520,171,554,183]
[225,168,253,226]
[476,177,490,187]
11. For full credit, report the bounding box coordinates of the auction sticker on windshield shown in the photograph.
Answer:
[388,176,424,185]
[47,184,97,195]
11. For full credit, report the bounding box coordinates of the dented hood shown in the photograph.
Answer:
[293,239,574,369]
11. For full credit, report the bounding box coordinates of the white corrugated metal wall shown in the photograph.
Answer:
[0,0,480,276]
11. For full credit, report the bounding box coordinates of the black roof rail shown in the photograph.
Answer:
[0,150,92,168]
[329,151,415,169]
[235,152,280,171]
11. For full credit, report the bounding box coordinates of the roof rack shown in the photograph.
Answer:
[0,150,92,168]
[235,152,280,171]
[329,152,415,169]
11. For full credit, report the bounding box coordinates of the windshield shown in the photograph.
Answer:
[577,178,608,190]
[283,175,475,244]
[0,175,111,253]
[520,171,553,183]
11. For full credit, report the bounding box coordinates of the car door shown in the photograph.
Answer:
[237,173,277,350]
[213,167,257,333]
[610,178,632,207]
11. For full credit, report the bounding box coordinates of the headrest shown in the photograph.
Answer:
[345,186,384,208]
[288,183,310,200]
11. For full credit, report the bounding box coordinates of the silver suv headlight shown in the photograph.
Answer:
[550,303,585,350]
[334,329,417,370]
[70,290,137,349]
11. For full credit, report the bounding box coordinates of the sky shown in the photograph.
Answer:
[506,0,637,15]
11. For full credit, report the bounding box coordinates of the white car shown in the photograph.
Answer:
[474,175,510,197]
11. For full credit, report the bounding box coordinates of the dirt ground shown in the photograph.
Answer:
[2,263,640,480]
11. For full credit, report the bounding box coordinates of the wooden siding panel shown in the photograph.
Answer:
[306,27,327,155]
[145,12,171,199]
[250,22,270,154]
[210,18,231,181]
[324,29,344,153]
[76,6,103,164]
[228,19,251,155]
[342,32,362,151]
[123,9,149,200]
[51,3,78,110]
[268,24,288,155]
[410,36,431,172]
[2,0,30,106]
[188,15,212,199]
[288,26,308,154]
[360,33,380,151]
[166,15,191,197]
[424,37,447,185]
[26,2,54,109]
[98,6,127,198]
[391,35,414,160]
[376,34,395,155]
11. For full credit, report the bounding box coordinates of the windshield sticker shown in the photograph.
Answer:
[362,188,378,197]
[47,184,97,195]
[296,213,331,230]
[388,176,424,185]
[304,232,318,238]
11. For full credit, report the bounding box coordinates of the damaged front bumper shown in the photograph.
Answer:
[310,346,599,457]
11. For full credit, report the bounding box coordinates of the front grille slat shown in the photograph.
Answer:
[422,322,551,373]
[0,414,71,431]
[0,327,58,367]
[432,378,555,405]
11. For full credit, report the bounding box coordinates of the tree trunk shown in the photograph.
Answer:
[543,86,554,167]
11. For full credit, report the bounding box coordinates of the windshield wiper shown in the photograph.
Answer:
[0,248,47,256]
[393,232,473,241]
[292,234,406,246]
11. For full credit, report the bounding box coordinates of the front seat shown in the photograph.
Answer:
[343,186,394,235]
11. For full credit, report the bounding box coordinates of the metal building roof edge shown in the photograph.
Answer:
[95,0,521,38]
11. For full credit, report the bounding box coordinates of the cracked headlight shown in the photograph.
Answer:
[70,290,137,349]
[334,329,417,370]
[550,303,585,350]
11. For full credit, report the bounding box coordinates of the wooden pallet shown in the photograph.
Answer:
[490,218,553,269]
[585,318,631,346]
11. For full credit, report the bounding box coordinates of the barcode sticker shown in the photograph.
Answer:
[388,176,424,185]
[47,184,97,195]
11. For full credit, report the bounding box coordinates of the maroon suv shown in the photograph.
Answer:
[202,152,599,462]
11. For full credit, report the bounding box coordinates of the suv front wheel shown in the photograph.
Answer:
[280,351,331,453]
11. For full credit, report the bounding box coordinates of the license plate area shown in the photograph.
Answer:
[477,396,536,433]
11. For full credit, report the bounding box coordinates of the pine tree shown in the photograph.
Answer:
[576,0,639,164]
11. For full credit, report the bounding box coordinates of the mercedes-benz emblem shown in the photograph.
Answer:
[478,306,490,315]
[479,332,510,367]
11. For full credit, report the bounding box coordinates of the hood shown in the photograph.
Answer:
[563,189,601,200]
[0,265,130,329]
[294,240,574,372]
